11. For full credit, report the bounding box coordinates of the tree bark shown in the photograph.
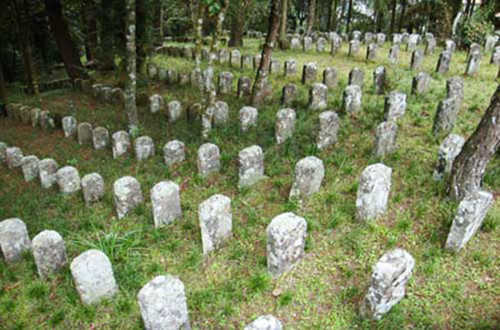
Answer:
[338,0,346,32]
[328,0,338,31]
[81,0,97,63]
[194,2,206,70]
[306,0,316,36]
[448,85,500,200]
[44,0,84,80]
[211,0,230,52]
[125,0,138,131]
[0,62,7,114]
[136,0,147,71]
[251,0,281,106]
[278,0,288,48]
[398,0,406,32]
[153,0,163,45]
[229,0,247,47]
[389,0,397,35]
[346,0,353,35]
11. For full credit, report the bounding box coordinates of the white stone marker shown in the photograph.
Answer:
[151,181,182,228]
[39,158,59,189]
[239,106,258,132]
[244,315,283,330]
[289,156,325,200]
[275,108,296,144]
[135,136,155,161]
[6,147,23,169]
[163,140,185,167]
[197,143,220,178]
[32,230,67,278]
[356,163,392,221]
[238,145,265,188]
[317,111,339,150]
[21,155,40,182]
[56,166,81,195]
[81,173,105,206]
[113,176,144,219]
[199,194,232,255]
[112,131,131,159]
[0,218,31,263]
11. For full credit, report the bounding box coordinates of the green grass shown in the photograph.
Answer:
[1,38,500,329]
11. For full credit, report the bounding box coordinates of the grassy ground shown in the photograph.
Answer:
[1,38,499,329]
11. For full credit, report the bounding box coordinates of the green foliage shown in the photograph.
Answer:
[459,5,495,47]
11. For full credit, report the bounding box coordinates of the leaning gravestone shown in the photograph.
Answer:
[113,176,143,219]
[446,76,464,102]
[237,76,252,98]
[6,147,23,169]
[410,49,424,70]
[21,155,40,182]
[348,67,364,87]
[432,97,460,136]
[373,66,386,95]
[135,136,155,161]
[289,156,325,200]
[244,315,283,330]
[239,106,258,132]
[445,39,456,53]
[70,249,118,305]
[0,218,31,263]
[32,230,67,279]
[343,85,362,115]
[356,163,392,221]
[317,111,339,150]
[360,249,415,320]
[281,84,298,106]
[81,173,105,207]
[411,72,431,95]
[485,35,498,52]
[384,91,407,121]
[366,43,378,61]
[149,94,164,114]
[445,191,493,252]
[388,45,399,65]
[373,121,398,157]
[56,166,81,195]
[275,108,296,144]
[62,116,77,138]
[331,34,342,54]
[267,212,307,278]
[238,145,265,188]
[112,131,131,159]
[436,51,452,74]
[39,158,58,189]
[163,140,185,167]
[465,51,481,76]
[433,134,465,180]
[323,67,338,89]
[77,122,93,146]
[197,143,220,178]
[284,59,297,77]
[199,194,232,255]
[151,181,182,227]
[425,37,437,55]
[308,83,328,110]
[92,127,110,150]
[302,63,318,84]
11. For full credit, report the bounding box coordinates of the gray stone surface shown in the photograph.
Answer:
[237,76,252,98]
[302,63,318,84]
[92,127,110,150]
[376,33,386,46]
[373,66,386,95]
[21,155,39,182]
[113,176,144,219]
[407,34,419,51]
[219,48,229,63]
[62,116,77,138]
[445,39,456,53]
[275,108,296,144]
[343,85,362,115]
[199,194,232,255]
[70,249,118,305]
[388,45,400,65]
[289,156,325,199]
[290,37,300,50]
[374,121,398,157]
[411,72,431,95]
[465,51,481,76]
[135,136,155,161]
[445,191,493,252]
[317,111,339,150]
[410,49,424,70]
[77,122,93,146]
[348,67,364,87]
[491,46,500,65]
[361,249,415,320]
[197,143,220,177]
[238,145,265,188]
[308,83,328,110]
[167,100,182,122]
[323,67,338,89]
[30,108,41,127]
[151,181,182,227]
[218,72,234,94]
[241,55,252,69]
[269,59,280,73]
[485,35,498,52]
[331,34,342,54]
[284,59,297,77]
[149,94,164,114]
[366,43,378,61]
[282,84,298,106]
[432,97,460,136]
[81,173,105,206]
[303,36,313,51]
[230,50,241,68]
[163,140,185,166]
[446,76,464,102]
[56,166,81,195]
[349,40,361,57]
[0,218,31,263]
[316,37,326,52]
[6,147,23,169]
[239,106,258,132]
[244,315,283,330]
[436,51,452,74]
[39,158,58,189]
[384,91,407,121]
[425,37,437,55]
[138,275,190,330]
[32,230,67,278]
[112,131,131,159]
[433,134,465,181]
[213,101,229,126]
[267,212,307,278]
[356,163,392,221]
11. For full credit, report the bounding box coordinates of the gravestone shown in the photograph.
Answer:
[62,116,77,138]
[356,163,392,221]
[465,51,481,76]
[241,55,252,69]
[253,54,262,69]
[92,127,109,150]
[445,39,456,53]
[407,34,419,51]
[425,37,437,55]
[384,91,407,121]
[302,63,318,84]
[331,34,342,54]
[167,100,182,122]
[445,191,493,252]
[352,30,362,41]
[373,121,398,157]
[308,83,328,110]
[237,76,252,97]
[230,50,241,67]
[163,140,185,166]
[21,155,39,182]
[433,134,465,180]
[485,35,498,52]
[212,101,229,126]
[303,36,313,51]
[275,108,296,144]
[158,67,167,81]
[348,67,364,87]
[446,77,464,102]
[70,249,118,305]
[269,59,280,73]
[281,84,298,105]
[267,212,307,278]
[323,67,338,89]
[317,111,339,150]
[0,218,31,263]
[112,131,131,159]
[113,176,144,219]
[32,230,67,278]
[148,63,158,79]
[289,156,325,199]
[373,66,386,95]
[366,43,378,61]
[138,275,190,330]
[410,49,424,70]
[343,85,362,114]
[411,72,431,95]
[6,147,23,169]
[197,143,220,177]
[151,181,182,227]
[491,46,500,65]
[285,59,297,77]
[56,166,81,195]
[349,40,361,57]
[360,249,415,320]
[149,94,164,114]
[199,194,232,255]
[432,97,460,136]
[436,51,452,74]
[135,136,155,161]
[244,315,282,330]
[290,37,300,50]
[81,173,105,207]
[39,158,58,189]
[376,33,386,46]
[364,32,374,44]
[219,48,229,63]
[239,106,258,132]
[392,33,402,45]
[218,72,233,94]
[77,122,93,146]
[238,145,265,188]
[316,37,326,52]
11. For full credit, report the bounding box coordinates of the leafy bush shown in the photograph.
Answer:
[459,5,495,47]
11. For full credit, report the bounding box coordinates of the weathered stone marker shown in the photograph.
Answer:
[289,156,325,200]
[446,77,464,102]
[267,212,307,278]
[302,63,318,84]
[445,191,493,252]
[167,100,182,122]
[92,127,110,150]
[348,67,365,87]
[62,116,77,138]
[238,145,265,188]
[56,166,81,195]
[436,51,452,74]
[244,315,283,330]
[218,72,233,94]
[32,230,67,278]
[70,249,118,305]
[317,111,339,150]
[349,39,360,57]
[163,140,185,166]
[366,43,378,61]
[230,49,241,67]
[432,97,460,136]
[81,173,105,206]
[343,85,362,114]
[281,84,298,105]
[213,101,229,126]
[303,36,313,51]
[6,147,23,169]
[21,155,40,182]
[199,194,232,255]
[433,134,465,180]
[361,249,415,320]
[112,131,131,159]
[373,66,386,95]
[237,76,252,97]
[239,106,258,132]
[113,176,144,219]
[39,158,58,189]
[149,94,164,114]
[197,143,221,177]
[384,91,407,121]
[388,45,399,65]
[356,163,392,221]
[151,181,182,228]
[275,108,296,144]
[284,59,297,77]
[77,122,93,146]
[135,136,155,161]
[465,51,481,76]
[373,121,398,157]
[411,72,431,95]
[0,218,31,263]
[410,49,424,70]
[308,83,328,110]
[323,67,338,89]
[138,275,190,330]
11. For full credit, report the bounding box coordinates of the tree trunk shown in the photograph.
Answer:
[125,0,138,131]
[81,0,97,63]
[329,0,338,31]
[0,62,7,114]
[251,0,281,106]
[306,0,316,36]
[448,85,500,200]
[346,0,353,35]
[153,0,163,45]
[469,0,475,17]
[194,2,206,70]
[211,0,230,52]
[389,0,397,35]
[44,0,84,80]
[338,0,346,32]
[278,0,288,48]
[136,0,147,71]
[229,0,247,47]
[398,0,406,32]
[464,0,471,18]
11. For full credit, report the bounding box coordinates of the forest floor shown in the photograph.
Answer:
[0,39,499,329]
